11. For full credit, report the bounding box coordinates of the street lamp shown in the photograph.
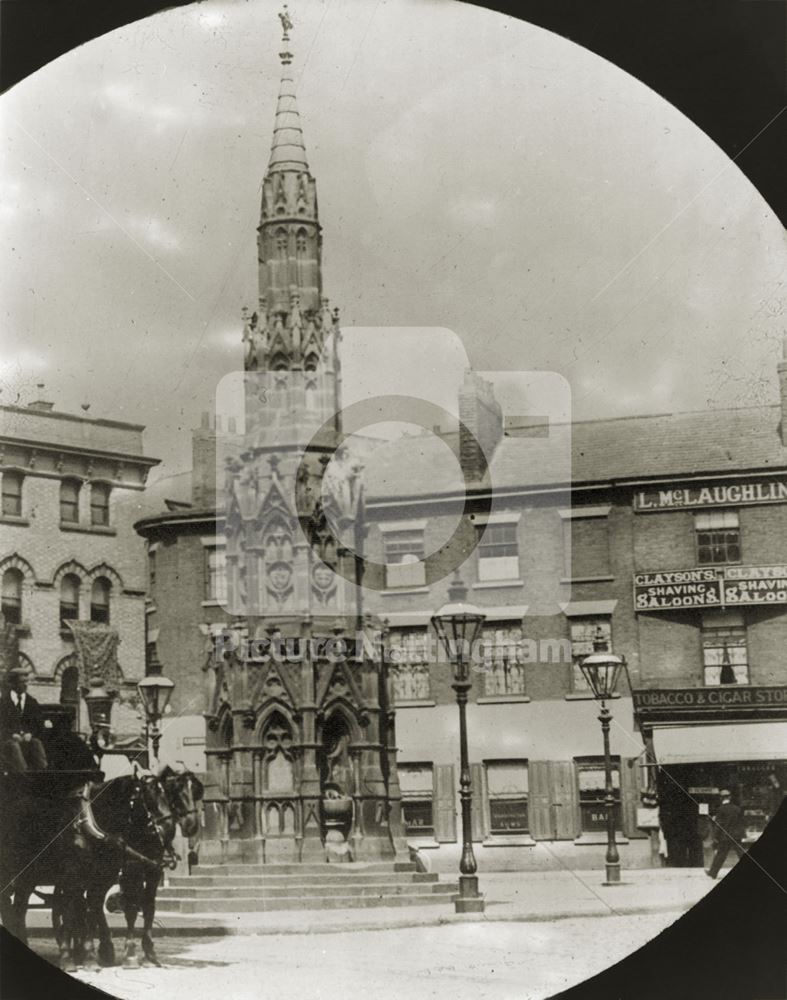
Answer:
[137,646,175,768]
[431,571,486,914]
[579,626,629,885]
[84,676,115,757]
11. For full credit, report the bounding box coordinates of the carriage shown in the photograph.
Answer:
[0,721,203,970]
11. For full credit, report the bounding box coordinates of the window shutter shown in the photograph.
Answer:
[550,760,579,840]
[432,764,456,843]
[470,763,486,841]
[620,757,642,838]
[528,761,552,840]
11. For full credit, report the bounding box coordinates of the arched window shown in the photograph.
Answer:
[60,479,80,524]
[275,228,288,258]
[90,483,110,527]
[2,472,23,517]
[60,573,80,622]
[1,568,23,625]
[90,577,111,624]
[295,229,307,255]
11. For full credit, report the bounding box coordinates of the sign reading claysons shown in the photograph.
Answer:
[634,565,787,611]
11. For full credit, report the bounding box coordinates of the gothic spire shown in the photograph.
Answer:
[268,5,309,174]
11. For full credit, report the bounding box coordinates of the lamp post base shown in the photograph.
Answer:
[454,875,485,913]
[603,862,622,886]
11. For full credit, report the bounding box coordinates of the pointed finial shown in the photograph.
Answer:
[279,5,294,66]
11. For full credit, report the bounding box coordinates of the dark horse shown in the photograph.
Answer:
[58,766,203,968]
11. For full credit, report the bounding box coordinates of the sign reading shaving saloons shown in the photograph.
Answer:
[634,565,787,611]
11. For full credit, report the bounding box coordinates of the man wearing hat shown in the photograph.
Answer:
[706,789,746,879]
[0,665,48,773]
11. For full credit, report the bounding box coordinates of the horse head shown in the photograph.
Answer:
[137,774,177,857]
[158,766,203,840]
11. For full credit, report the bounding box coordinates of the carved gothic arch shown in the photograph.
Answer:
[253,700,300,748]
[87,562,123,590]
[317,697,365,744]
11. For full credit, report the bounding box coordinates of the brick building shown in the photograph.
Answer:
[133,21,787,870]
[0,398,159,741]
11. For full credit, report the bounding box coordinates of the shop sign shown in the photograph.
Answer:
[632,685,787,721]
[634,565,787,611]
[634,479,787,512]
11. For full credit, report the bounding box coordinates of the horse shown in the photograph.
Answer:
[50,772,175,969]
[110,767,204,967]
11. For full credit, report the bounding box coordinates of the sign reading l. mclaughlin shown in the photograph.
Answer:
[634,565,787,611]
[634,479,787,512]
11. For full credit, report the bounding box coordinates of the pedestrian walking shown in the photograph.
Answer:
[705,789,746,879]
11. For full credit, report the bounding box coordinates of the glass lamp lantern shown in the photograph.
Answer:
[579,628,628,701]
[137,648,175,722]
[431,573,486,683]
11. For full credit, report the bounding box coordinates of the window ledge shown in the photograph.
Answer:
[482,835,536,847]
[60,523,116,536]
[11,624,31,638]
[381,587,431,596]
[564,692,595,701]
[0,515,29,527]
[574,832,629,846]
[201,599,227,608]
[394,699,436,708]
[472,579,524,590]
[477,695,531,705]
[406,838,441,849]
[559,575,615,584]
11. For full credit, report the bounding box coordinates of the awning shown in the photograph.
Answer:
[653,721,787,764]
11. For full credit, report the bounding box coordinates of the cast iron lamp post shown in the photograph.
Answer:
[431,572,486,913]
[137,647,175,768]
[579,627,629,885]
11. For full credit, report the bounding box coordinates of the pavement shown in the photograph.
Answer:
[22,866,717,937]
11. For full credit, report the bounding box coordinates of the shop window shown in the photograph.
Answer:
[205,546,227,602]
[696,511,740,564]
[60,479,80,524]
[59,574,80,623]
[702,613,748,685]
[389,629,431,701]
[485,759,529,834]
[90,483,110,526]
[383,529,425,589]
[1,568,23,625]
[576,756,621,833]
[481,623,525,696]
[477,521,519,581]
[398,763,434,837]
[570,618,612,693]
[90,577,111,624]
[2,472,23,517]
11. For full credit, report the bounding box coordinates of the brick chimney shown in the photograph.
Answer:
[779,338,787,446]
[192,412,218,509]
[458,371,503,481]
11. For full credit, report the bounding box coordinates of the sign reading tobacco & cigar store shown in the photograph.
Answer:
[634,478,787,512]
[632,686,787,722]
[634,565,787,611]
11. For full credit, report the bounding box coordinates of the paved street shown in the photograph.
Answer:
[42,912,686,1000]
[18,868,722,1000]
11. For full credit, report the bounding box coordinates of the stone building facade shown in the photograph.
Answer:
[0,399,159,741]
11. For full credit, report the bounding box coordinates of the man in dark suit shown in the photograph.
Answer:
[0,665,48,773]
[706,789,746,878]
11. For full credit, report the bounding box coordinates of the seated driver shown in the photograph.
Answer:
[0,665,48,773]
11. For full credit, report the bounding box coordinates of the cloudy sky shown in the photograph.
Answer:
[2,0,786,479]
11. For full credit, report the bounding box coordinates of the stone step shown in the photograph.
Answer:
[166,871,438,889]
[158,890,457,914]
[158,881,455,901]
[191,862,417,876]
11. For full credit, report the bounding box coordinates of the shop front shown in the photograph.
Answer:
[634,688,787,869]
